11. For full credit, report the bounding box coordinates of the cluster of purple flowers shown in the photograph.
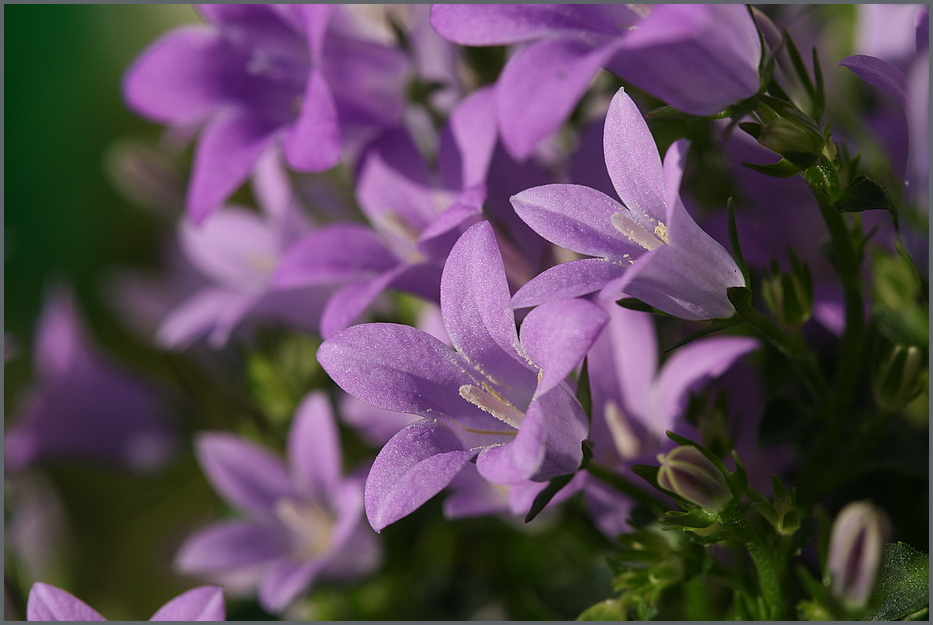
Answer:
[6,4,928,620]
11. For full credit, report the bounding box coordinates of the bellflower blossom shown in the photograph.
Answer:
[582,305,758,537]
[5,287,176,474]
[174,391,380,613]
[430,4,761,158]
[26,583,224,621]
[272,86,498,337]
[511,87,745,320]
[155,152,331,348]
[123,4,407,224]
[318,221,607,531]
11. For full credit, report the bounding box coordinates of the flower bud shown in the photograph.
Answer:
[872,342,926,412]
[656,446,732,513]
[757,117,825,165]
[761,253,814,328]
[826,500,892,611]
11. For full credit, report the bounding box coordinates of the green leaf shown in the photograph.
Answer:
[646,104,730,120]
[835,175,892,212]
[577,599,626,621]
[576,357,592,424]
[741,158,801,177]
[863,543,930,620]
[662,315,741,353]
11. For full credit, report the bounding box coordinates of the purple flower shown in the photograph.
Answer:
[5,287,176,474]
[582,304,758,537]
[26,583,224,621]
[430,4,761,159]
[154,152,332,348]
[174,391,380,613]
[511,87,745,320]
[318,221,607,531]
[272,86,498,337]
[123,5,407,224]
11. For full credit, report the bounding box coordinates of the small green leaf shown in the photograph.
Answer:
[863,543,930,621]
[646,104,730,120]
[576,357,592,423]
[524,471,575,523]
[835,175,892,212]
[662,316,741,353]
[727,286,753,315]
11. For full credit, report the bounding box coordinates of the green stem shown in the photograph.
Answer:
[586,463,666,515]
[727,513,785,619]
[740,306,829,401]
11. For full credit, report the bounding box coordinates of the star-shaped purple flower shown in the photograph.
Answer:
[318,220,607,531]
[5,287,176,474]
[123,4,407,224]
[174,391,380,613]
[510,87,746,320]
[26,583,224,621]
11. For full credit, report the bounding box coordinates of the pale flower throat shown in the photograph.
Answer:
[459,382,525,430]
[611,211,669,251]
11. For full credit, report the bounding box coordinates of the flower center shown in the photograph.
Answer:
[459,382,525,429]
[611,212,668,250]
[273,498,335,562]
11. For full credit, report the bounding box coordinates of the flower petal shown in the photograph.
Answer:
[122,27,236,126]
[318,323,477,420]
[175,520,287,574]
[510,183,639,258]
[438,85,498,190]
[441,221,525,371]
[283,68,342,172]
[287,391,341,498]
[510,258,627,310]
[271,223,397,289]
[27,583,106,622]
[196,433,296,517]
[186,109,279,225]
[365,419,474,531]
[258,560,325,613]
[519,298,608,399]
[650,336,758,435]
[429,4,639,45]
[149,586,225,622]
[318,264,412,338]
[839,54,910,109]
[497,38,619,159]
[603,88,666,225]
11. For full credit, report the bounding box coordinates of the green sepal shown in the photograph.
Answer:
[646,104,731,120]
[632,464,695,511]
[741,158,801,177]
[727,197,750,287]
[725,450,748,499]
[524,441,592,522]
[662,509,718,529]
[576,357,592,425]
[834,175,892,212]
[739,121,762,139]
[664,431,729,476]
[727,286,753,315]
[662,315,741,354]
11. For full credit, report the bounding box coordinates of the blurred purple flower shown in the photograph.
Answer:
[154,152,331,349]
[511,87,745,320]
[26,583,224,621]
[5,287,176,474]
[175,391,380,613]
[581,305,758,537]
[272,86,498,337]
[123,4,407,224]
[318,221,606,531]
[430,4,761,158]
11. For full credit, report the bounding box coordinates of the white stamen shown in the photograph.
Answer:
[611,212,664,251]
[274,498,335,561]
[459,383,525,429]
[604,400,640,459]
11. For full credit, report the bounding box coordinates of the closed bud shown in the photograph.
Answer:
[757,117,825,164]
[872,342,927,412]
[656,446,732,514]
[826,500,892,611]
[761,253,813,328]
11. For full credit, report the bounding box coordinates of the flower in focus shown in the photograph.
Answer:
[26,583,224,621]
[430,4,761,159]
[318,220,607,531]
[826,500,893,611]
[5,286,176,474]
[174,391,380,613]
[511,87,745,320]
[123,4,407,224]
